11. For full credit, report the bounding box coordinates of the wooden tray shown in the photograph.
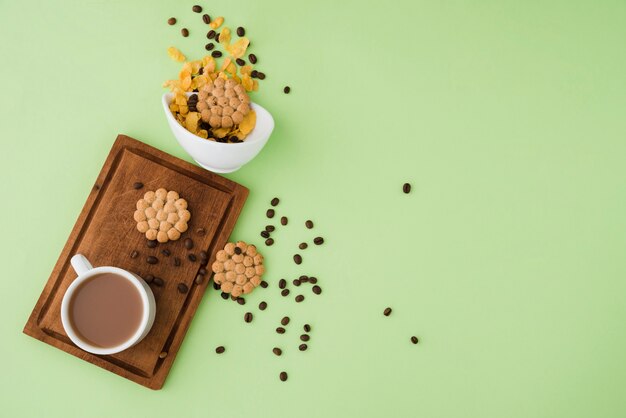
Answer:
[23,134,248,389]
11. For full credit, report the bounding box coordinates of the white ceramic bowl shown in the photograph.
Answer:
[162,92,274,173]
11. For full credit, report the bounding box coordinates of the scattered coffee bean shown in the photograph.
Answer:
[236,58,246,66]
[236,26,245,36]
[281,216,288,225]
[207,30,216,39]
[167,17,177,25]
[244,312,253,323]
[199,251,208,261]
[174,257,181,267]
[159,351,168,359]
[299,275,309,283]
[281,316,290,326]
[259,301,267,310]
[305,220,314,229]
[214,32,220,40]
[213,281,220,290]
[147,240,157,248]
[130,250,139,259]
[261,230,270,238]
[192,5,202,12]
[184,237,194,250]
[293,279,301,286]
[133,182,144,190]
[279,279,287,289]
[195,274,204,285]
[299,242,308,250]
[161,249,171,256]
[299,344,308,351]
[202,14,211,24]
[144,274,154,284]
[276,327,286,334]
[220,292,229,300]
[281,289,290,297]
[146,256,158,265]
[309,276,318,284]
[266,209,275,218]
[260,280,268,288]
[312,285,322,295]
[273,347,282,356]
[234,297,244,305]
[234,246,242,255]
[383,307,392,316]
[257,72,266,80]
[284,86,291,94]
[215,346,225,354]
[271,197,279,206]
[279,371,288,382]
[300,334,310,342]
[188,254,197,262]
[403,183,411,194]
[205,43,215,51]
[266,225,275,232]
[153,277,164,287]
[265,238,274,246]
[295,295,305,303]
[177,283,189,294]
[196,227,206,235]
[294,254,302,265]
[248,53,257,64]
[304,324,311,332]
[411,336,419,344]
[251,70,259,78]
[181,28,189,37]
[211,50,222,58]
[313,237,324,245]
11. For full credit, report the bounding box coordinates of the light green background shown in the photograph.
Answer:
[1,0,625,417]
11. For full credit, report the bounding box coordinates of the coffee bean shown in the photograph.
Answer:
[294,254,302,265]
[281,216,288,225]
[284,86,291,94]
[159,351,168,359]
[214,32,220,40]
[130,250,139,259]
[147,256,158,265]
[236,58,246,66]
[300,334,310,342]
[199,251,208,261]
[196,227,206,235]
[299,242,308,250]
[403,183,411,194]
[211,50,222,58]
[234,297,244,305]
[281,289,290,297]
[177,283,188,294]
[234,246,242,255]
[144,274,154,284]
[281,316,290,326]
[207,30,216,39]
[383,307,392,316]
[181,28,189,37]
[279,279,287,289]
[266,225,275,232]
[220,292,229,300]
[244,312,253,323]
[309,277,318,284]
[205,43,215,51]
[299,275,309,283]
[202,14,211,24]
[192,5,202,12]
[411,336,419,344]
[265,238,274,246]
[261,230,270,239]
[270,197,279,206]
[304,324,311,332]
[295,295,305,303]
[248,53,257,64]
[257,72,266,80]
[293,279,301,286]
[213,281,220,290]
[299,344,308,351]
[266,209,275,218]
[161,249,171,256]
[260,280,268,288]
[147,240,157,248]
[305,220,314,229]
[153,277,164,287]
[279,371,288,382]
[174,257,181,267]
[133,182,144,190]
[236,26,245,36]
[313,237,324,245]
[312,285,322,295]
[215,346,225,354]
[167,17,177,25]
[259,301,267,310]
[276,327,285,334]
[188,254,197,262]
[184,238,194,250]
[273,347,282,356]
[251,70,258,78]
[192,274,203,285]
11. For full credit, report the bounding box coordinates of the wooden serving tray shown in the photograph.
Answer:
[23,134,248,389]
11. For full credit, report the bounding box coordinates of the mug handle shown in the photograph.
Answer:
[71,254,94,276]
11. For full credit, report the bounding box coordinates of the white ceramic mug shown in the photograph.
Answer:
[61,254,156,355]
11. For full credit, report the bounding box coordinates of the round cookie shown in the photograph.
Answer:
[134,189,190,242]
[211,241,264,296]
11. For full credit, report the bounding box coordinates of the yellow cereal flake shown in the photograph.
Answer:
[241,74,254,91]
[180,72,192,90]
[252,79,259,91]
[197,130,209,139]
[218,27,231,45]
[190,60,202,75]
[179,105,189,115]
[175,94,187,106]
[191,74,209,89]
[209,16,224,29]
[226,38,249,59]
[185,112,200,132]
[225,61,237,75]
[240,65,252,76]
[169,103,179,112]
[239,110,256,136]
[167,46,186,62]
[212,127,231,138]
